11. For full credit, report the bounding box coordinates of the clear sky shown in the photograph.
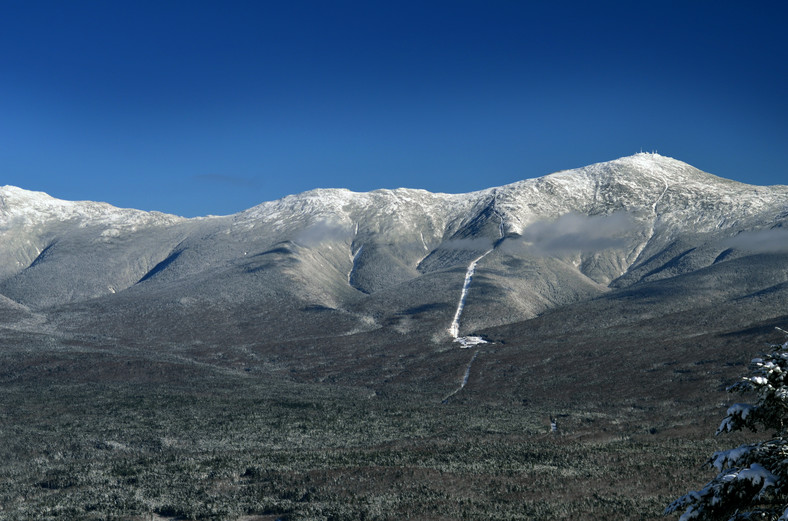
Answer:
[2,1,785,217]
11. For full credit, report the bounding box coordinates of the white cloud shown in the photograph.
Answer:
[722,228,788,253]
[508,212,637,255]
[294,220,351,246]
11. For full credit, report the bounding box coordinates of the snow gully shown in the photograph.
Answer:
[348,245,363,285]
[447,208,504,347]
[447,249,492,345]
[630,175,670,266]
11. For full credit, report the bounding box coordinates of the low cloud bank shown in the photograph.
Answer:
[722,228,788,253]
[508,212,637,255]
[295,220,350,246]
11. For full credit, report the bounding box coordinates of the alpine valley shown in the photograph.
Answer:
[3,153,788,520]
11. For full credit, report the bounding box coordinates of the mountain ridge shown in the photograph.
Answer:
[3,153,784,230]
[1,152,787,352]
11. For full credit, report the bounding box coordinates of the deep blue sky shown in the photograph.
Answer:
[2,1,785,217]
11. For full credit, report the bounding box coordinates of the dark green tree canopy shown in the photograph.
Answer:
[667,330,788,521]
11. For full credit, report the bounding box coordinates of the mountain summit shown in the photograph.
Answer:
[1,154,787,377]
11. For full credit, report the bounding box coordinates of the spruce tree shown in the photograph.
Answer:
[666,329,788,520]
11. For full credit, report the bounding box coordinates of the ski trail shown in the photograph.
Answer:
[448,249,492,339]
[442,350,480,403]
[447,208,505,343]
[460,350,479,387]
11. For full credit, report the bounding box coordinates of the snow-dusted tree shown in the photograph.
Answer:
[666,329,788,520]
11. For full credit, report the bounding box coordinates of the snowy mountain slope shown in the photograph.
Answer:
[0,186,184,264]
[0,186,192,307]
[1,153,787,348]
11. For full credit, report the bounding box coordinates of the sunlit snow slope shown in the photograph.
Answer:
[1,153,787,345]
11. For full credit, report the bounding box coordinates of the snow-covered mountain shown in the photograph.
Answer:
[1,153,787,354]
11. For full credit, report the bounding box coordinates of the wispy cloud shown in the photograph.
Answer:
[294,220,351,246]
[722,228,788,253]
[506,212,637,255]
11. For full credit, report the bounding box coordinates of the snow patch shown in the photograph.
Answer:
[710,445,754,472]
[455,335,488,348]
[717,403,755,434]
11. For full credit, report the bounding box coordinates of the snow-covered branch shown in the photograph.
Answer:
[667,329,788,520]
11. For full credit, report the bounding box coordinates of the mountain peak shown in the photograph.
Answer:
[608,153,743,185]
[541,153,752,194]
